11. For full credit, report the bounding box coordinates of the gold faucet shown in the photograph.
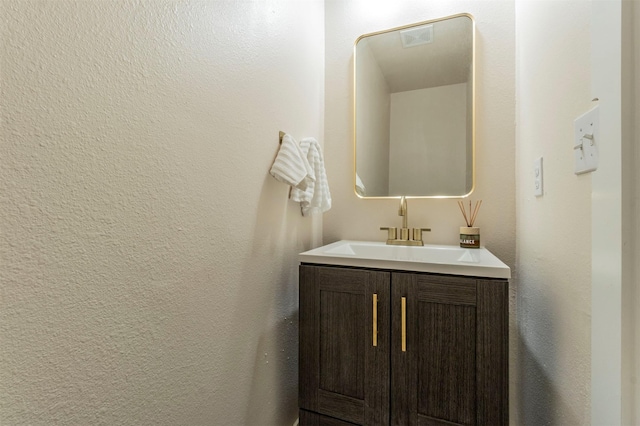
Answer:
[399,196,408,229]
[380,196,431,246]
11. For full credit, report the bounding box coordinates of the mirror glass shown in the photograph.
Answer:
[354,14,475,198]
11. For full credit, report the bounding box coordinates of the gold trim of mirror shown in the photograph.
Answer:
[353,13,475,199]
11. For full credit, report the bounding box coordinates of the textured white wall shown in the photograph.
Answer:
[515,1,592,424]
[0,1,323,424]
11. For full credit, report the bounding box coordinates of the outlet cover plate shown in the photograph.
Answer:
[534,157,543,196]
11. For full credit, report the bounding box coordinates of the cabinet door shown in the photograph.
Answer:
[300,265,390,425]
[391,273,508,426]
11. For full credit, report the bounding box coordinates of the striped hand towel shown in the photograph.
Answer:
[291,137,332,216]
[270,133,314,190]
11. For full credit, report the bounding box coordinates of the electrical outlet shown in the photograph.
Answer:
[534,157,543,197]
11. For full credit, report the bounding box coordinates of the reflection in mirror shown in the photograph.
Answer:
[354,14,474,198]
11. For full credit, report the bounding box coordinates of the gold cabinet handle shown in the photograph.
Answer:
[401,297,407,352]
[373,293,378,347]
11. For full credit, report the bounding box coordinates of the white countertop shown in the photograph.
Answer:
[299,240,510,279]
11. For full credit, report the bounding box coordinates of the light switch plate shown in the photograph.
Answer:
[574,105,599,174]
[534,157,543,197]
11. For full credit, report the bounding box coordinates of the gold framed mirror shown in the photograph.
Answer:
[354,13,475,198]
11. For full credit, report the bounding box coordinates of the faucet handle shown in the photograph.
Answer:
[380,227,397,240]
[412,228,431,242]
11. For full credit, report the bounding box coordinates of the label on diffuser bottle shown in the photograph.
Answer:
[460,227,480,248]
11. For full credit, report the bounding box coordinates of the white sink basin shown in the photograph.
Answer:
[299,240,510,279]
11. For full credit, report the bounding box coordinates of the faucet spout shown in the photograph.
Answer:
[380,196,430,246]
[399,196,408,229]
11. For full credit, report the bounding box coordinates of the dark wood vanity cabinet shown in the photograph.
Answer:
[299,264,508,426]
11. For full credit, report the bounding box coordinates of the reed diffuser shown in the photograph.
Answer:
[457,200,482,248]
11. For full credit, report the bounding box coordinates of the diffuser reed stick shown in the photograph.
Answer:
[457,200,482,227]
[457,201,470,226]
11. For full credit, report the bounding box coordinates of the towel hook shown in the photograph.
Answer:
[279,131,285,144]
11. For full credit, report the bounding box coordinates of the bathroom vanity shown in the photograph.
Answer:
[323,11,503,424]
[298,241,510,426]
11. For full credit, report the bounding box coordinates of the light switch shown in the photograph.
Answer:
[574,105,599,174]
[534,157,543,197]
